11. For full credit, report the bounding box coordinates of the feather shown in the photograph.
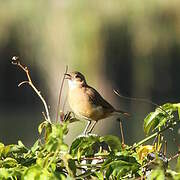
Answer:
[85,85,115,113]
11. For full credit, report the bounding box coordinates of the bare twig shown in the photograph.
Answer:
[168,151,180,161]
[113,89,170,117]
[18,81,29,87]
[119,120,125,148]
[81,157,105,161]
[12,56,51,123]
[168,139,180,161]
[113,89,160,107]
[163,141,167,156]
[56,65,68,123]
[62,94,68,113]
[42,111,47,120]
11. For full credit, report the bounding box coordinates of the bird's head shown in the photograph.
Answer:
[65,71,87,89]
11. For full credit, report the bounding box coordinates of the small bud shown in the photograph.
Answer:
[12,56,19,61]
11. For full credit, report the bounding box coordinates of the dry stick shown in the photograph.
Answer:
[119,121,125,148]
[56,65,68,123]
[168,151,180,162]
[114,87,175,149]
[164,140,167,156]
[12,56,51,123]
[62,94,68,113]
[173,138,180,151]
[168,139,180,161]
[81,157,104,161]
[113,89,170,117]
[113,89,160,107]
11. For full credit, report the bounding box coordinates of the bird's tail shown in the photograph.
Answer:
[114,109,130,117]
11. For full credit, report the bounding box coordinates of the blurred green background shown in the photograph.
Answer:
[0,0,180,161]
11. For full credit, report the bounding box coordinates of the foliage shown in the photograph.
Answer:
[1,101,180,179]
[143,103,180,135]
[1,61,180,179]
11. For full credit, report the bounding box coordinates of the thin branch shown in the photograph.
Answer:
[72,154,109,161]
[75,171,95,179]
[56,65,68,123]
[113,89,160,107]
[113,89,170,117]
[62,94,68,112]
[18,81,29,87]
[132,121,179,149]
[168,151,180,161]
[12,56,51,123]
[119,120,125,148]
[163,141,167,156]
[42,112,47,120]
[78,163,101,167]
[81,157,105,161]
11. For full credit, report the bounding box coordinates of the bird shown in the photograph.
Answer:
[65,71,129,134]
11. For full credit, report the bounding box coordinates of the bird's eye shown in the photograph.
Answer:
[75,74,79,78]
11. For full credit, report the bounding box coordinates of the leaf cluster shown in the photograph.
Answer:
[0,119,140,179]
[2,60,180,179]
[1,102,180,179]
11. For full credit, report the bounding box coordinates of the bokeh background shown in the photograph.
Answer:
[1,0,180,164]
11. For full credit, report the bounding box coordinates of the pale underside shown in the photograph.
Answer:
[68,83,115,121]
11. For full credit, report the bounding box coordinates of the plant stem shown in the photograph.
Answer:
[133,132,158,149]
[12,57,51,123]
[78,163,101,167]
[28,81,51,123]
[75,171,95,179]
[133,122,178,149]
[56,65,68,123]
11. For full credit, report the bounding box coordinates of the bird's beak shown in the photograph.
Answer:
[64,73,71,80]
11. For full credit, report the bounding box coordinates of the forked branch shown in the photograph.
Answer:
[12,56,51,123]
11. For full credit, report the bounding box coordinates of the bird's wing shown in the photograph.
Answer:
[85,86,130,117]
[85,86,115,112]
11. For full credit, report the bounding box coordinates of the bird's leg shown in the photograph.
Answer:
[83,120,91,135]
[87,121,97,134]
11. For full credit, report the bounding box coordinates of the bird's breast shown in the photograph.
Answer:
[68,88,105,120]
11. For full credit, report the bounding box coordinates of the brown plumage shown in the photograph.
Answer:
[65,71,129,134]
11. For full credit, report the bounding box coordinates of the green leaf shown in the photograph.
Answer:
[0,143,4,157]
[45,123,68,152]
[178,108,180,120]
[101,135,121,152]
[38,121,49,134]
[62,154,76,177]
[174,103,180,120]
[31,140,40,153]
[77,147,82,161]
[2,143,28,157]
[103,156,140,179]
[0,166,24,179]
[38,121,52,139]
[94,171,104,180]
[149,168,165,180]
[1,157,17,168]
[69,137,82,156]
[70,135,101,157]
[0,168,9,179]
[166,169,180,180]
[143,103,178,135]
[144,111,161,135]
[18,140,26,148]
[23,165,60,180]
[176,155,180,172]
